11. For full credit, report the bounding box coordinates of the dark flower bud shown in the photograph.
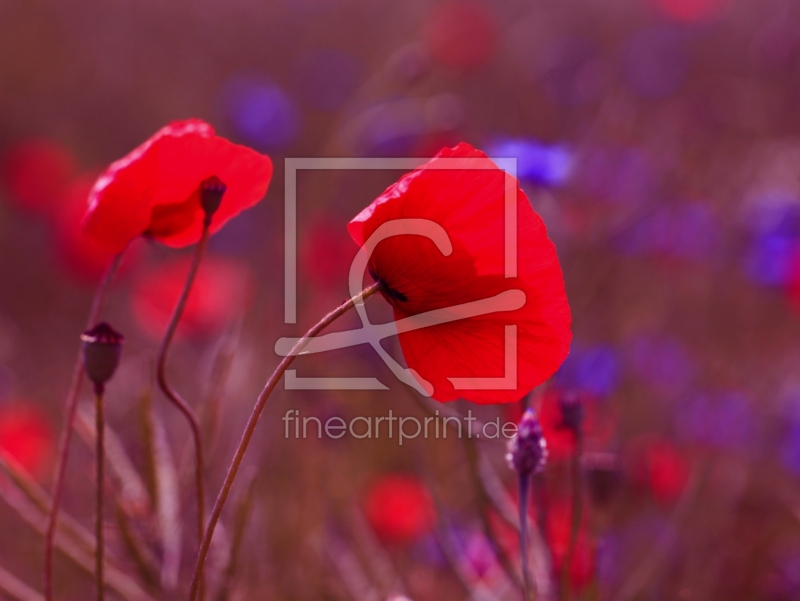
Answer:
[200,175,227,225]
[81,322,124,392]
[506,408,547,477]
[584,451,622,507]
[557,390,584,432]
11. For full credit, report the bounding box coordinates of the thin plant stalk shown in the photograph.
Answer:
[562,430,584,601]
[188,281,382,601]
[156,224,210,598]
[518,473,535,601]
[44,251,124,601]
[94,386,106,601]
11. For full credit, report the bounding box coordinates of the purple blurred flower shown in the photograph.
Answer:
[627,334,694,396]
[485,138,573,187]
[556,344,620,398]
[219,74,300,151]
[677,390,755,450]
[539,36,607,107]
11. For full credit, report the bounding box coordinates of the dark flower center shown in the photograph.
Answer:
[370,268,407,303]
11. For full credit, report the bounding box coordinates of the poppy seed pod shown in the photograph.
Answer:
[558,390,585,432]
[200,175,227,225]
[81,322,124,392]
[506,408,547,477]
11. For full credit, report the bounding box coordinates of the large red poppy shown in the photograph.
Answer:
[348,143,571,404]
[83,119,273,255]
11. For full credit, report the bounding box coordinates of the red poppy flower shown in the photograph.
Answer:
[348,143,571,404]
[628,435,690,505]
[83,119,273,255]
[132,255,254,341]
[52,175,140,284]
[363,474,436,544]
[0,138,76,214]
[0,404,55,478]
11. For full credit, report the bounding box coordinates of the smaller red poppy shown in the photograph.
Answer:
[363,474,436,544]
[0,138,76,214]
[132,256,254,341]
[0,403,55,478]
[627,434,690,505]
[83,119,273,255]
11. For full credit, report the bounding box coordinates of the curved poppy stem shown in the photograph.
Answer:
[155,224,210,598]
[561,430,584,601]
[44,251,124,601]
[188,281,382,601]
[94,384,106,601]
[518,473,536,601]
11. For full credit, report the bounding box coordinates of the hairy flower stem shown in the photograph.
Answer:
[518,473,535,601]
[44,251,124,601]
[561,430,584,601]
[156,224,210,599]
[188,281,382,601]
[94,385,106,601]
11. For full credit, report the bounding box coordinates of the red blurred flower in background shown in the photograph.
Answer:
[300,214,356,293]
[0,138,76,214]
[363,474,436,544]
[349,143,571,404]
[0,403,55,478]
[53,175,140,284]
[424,1,498,70]
[628,434,690,505]
[532,390,616,461]
[83,119,273,255]
[132,255,254,341]
[652,0,728,22]
[547,499,596,592]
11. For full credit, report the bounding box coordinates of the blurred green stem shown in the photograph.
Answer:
[95,386,106,601]
[561,431,584,601]
[188,281,382,601]
[519,473,535,601]
[44,250,124,601]
[155,224,209,598]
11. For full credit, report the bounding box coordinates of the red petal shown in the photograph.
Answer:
[349,143,571,403]
[83,119,272,254]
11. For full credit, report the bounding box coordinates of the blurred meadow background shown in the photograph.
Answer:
[2,0,800,599]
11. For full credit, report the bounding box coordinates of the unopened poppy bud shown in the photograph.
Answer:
[200,175,227,225]
[558,391,584,432]
[81,322,124,392]
[506,408,547,477]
